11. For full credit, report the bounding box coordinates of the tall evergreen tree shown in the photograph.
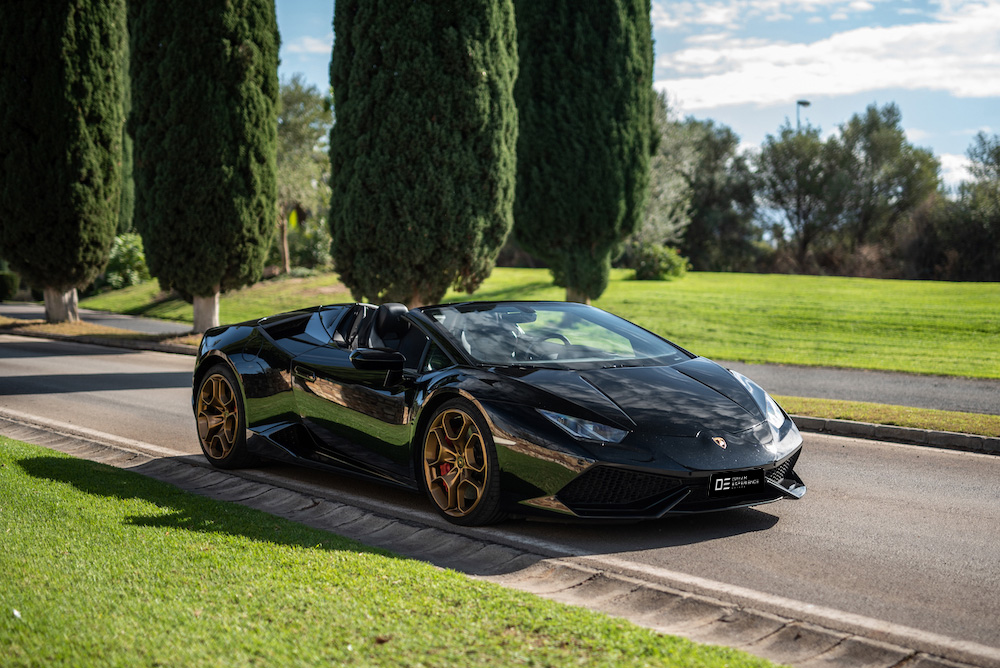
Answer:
[0,0,126,322]
[129,0,279,331]
[118,34,134,234]
[514,0,654,303]
[329,0,518,307]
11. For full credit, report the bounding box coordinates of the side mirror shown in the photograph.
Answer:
[350,348,405,372]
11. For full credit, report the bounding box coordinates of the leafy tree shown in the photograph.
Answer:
[931,133,1000,281]
[0,0,126,322]
[514,0,655,303]
[129,0,280,332]
[629,92,692,250]
[276,74,333,274]
[680,118,759,272]
[755,122,851,271]
[838,103,939,250]
[329,0,518,307]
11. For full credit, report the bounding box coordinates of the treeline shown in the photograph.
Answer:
[625,97,1000,282]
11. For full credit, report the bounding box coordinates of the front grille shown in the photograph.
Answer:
[557,466,682,507]
[766,450,800,484]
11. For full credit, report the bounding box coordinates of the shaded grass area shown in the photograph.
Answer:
[0,438,782,668]
[80,269,1000,378]
[778,396,1000,437]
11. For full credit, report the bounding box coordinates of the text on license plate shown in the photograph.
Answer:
[709,470,765,496]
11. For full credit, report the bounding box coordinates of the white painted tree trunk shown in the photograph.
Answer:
[192,288,220,333]
[43,287,80,323]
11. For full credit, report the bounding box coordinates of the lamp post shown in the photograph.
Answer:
[796,99,811,132]
[795,100,810,266]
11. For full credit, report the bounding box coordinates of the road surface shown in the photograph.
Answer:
[1,333,997,651]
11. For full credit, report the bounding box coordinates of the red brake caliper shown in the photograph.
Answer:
[439,435,453,484]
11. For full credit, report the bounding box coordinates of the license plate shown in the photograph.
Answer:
[709,470,765,497]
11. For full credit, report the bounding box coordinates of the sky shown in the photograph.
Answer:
[276,0,999,188]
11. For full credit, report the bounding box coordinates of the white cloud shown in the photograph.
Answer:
[684,32,734,44]
[651,0,894,28]
[285,34,333,55]
[905,127,931,143]
[939,152,973,187]
[655,2,1000,109]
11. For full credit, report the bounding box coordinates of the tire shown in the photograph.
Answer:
[421,398,505,526]
[195,364,258,469]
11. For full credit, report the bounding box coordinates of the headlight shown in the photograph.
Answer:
[763,392,786,430]
[729,369,786,428]
[537,409,628,443]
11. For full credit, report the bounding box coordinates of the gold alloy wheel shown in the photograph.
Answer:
[423,408,489,518]
[197,372,240,460]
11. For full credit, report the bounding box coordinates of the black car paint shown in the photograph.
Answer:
[193,302,805,520]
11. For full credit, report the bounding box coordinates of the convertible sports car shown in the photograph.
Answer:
[193,301,805,526]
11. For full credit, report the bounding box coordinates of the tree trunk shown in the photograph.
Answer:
[43,287,79,323]
[278,214,290,274]
[192,287,220,333]
[565,286,591,305]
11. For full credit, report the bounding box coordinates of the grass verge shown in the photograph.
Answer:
[778,396,1000,437]
[80,268,1000,379]
[0,316,201,350]
[0,437,781,668]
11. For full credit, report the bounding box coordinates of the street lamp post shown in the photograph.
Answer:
[795,100,810,267]
[796,99,811,133]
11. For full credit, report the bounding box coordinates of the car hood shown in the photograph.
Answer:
[497,357,773,469]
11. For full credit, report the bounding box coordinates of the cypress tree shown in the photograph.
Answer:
[118,36,134,234]
[329,0,518,306]
[0,0,126,322]
[129,0,279,331]
[514,0,654,303]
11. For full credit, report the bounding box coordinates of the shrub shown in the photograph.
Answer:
[630,243,689,280]
[103,233,151,289]
[0,271,18,300]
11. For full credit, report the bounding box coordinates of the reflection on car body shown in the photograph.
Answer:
[193,301,805,526]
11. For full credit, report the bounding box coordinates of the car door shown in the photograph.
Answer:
[290,306,426,484]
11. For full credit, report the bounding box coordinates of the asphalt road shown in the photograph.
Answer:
[4,301,1000,414]
[2,333,998,651]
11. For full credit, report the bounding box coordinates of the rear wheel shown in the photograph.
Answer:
[421,398,504,526]
[195,365,257,469]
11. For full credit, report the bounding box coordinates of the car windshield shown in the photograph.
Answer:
[419,302,690,368]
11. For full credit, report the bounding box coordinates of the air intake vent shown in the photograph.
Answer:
[557,466,682,507]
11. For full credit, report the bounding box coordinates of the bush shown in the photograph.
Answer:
[102,233,151,289]
[629,243,689,280]
[0,271,18,300]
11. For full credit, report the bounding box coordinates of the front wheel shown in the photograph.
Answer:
[195,365,258,469]
[421,398,504,526]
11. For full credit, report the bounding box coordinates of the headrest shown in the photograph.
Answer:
[374,302,409,340]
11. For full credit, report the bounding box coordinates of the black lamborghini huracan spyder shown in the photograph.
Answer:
[193,301,805,525]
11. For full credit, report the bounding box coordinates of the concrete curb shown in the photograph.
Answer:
[1,414,997,668]
[792,415,1000,456]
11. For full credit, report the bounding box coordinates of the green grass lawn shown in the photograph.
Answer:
[777,396,1000,437]
[81,268,1000,379]
[0,438,780,668]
